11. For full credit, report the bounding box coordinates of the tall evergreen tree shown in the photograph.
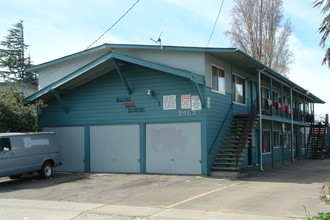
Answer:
[225,0,294,76]
[0,21,36,85]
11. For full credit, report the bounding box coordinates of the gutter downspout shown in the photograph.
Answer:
[290,88,294,162]
[257,69,264,171]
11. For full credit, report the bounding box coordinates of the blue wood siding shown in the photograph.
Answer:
[205,88,233,170]
[39,63,208,175]
[39,63,205,127]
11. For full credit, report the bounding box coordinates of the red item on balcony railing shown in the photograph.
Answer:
[279,103,282,111]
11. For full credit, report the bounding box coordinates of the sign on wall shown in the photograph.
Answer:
[191,95,201,110]
[181,95,191,109]
[163,95,176,110]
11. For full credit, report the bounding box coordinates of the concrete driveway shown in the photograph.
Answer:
[0,159,329,219]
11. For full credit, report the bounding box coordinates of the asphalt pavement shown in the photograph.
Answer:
[0,159,329,219]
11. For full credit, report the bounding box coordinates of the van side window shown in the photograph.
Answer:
[0,138,11,151]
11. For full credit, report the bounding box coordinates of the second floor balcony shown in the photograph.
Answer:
[258,97,314,123]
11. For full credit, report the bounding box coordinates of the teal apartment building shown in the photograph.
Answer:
[27,44,326,175]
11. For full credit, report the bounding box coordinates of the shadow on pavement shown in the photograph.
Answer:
[235,158,330,184]
[0,172,91,193]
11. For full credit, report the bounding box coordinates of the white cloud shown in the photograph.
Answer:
[289,34,330,115]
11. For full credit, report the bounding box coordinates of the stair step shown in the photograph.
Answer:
[211,166,239,171]
[234,114,259,118]
[217,153,236,157]
[210,114,258,172]
[215,158,242,161]
[221,144,248,147]
[213,162,240,166]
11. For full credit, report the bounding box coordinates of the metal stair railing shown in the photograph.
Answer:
[235,114,257,169]
[208,103,234,155]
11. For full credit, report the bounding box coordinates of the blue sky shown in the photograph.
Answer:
[0,0,329,114]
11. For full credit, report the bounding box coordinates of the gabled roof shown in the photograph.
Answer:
[26,50,205,102]
[26,44,325,104]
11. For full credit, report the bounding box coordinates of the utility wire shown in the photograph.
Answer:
[207,0,225,46]
[86,0,140,50]
[24,0,141,88]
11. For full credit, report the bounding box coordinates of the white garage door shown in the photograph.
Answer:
[43,126,85,172]
[90,124,140,173]
[146,122,201,175]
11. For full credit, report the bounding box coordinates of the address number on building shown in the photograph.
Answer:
[178,110,196,116]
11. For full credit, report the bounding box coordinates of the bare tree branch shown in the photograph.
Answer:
[225,0,294,76]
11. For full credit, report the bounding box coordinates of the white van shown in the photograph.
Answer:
[0,132,62,179]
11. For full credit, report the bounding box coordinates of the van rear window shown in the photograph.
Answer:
[0,138,11,151]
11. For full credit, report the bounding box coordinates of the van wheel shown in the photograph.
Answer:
[9,174,21,179]
[39,162,53,178]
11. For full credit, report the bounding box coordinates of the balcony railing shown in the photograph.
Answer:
[258,97,314,123]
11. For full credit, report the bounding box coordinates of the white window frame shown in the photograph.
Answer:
[232,74,246,105]
[211,65,225,94]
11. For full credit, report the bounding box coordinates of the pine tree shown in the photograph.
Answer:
[0,21,36,85]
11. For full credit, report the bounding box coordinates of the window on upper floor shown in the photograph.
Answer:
[211,65,225,94]
[261,87,270,99]
[272,91,279,103]
[232,74,246,104]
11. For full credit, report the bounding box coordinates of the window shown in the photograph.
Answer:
[282,95,286,105]
[232,75,246,104]
[0,138,11,151]
[261,87,270,99]
[272,91,279,103]
[273,131,280,147]
[284,131,291,148]
[212,65,225,93]
[262,130,270,153]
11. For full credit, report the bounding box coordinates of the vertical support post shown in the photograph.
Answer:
[304,126,307,158]
[271,120,274,168]
[280,84,284,118]
[257,70,263,171]
[296,93,300,159]
[297,125,301,160]
[303,96,306,122]
[269,77,274,167]
[281,123,285,165]
[84,125,90,172]
[312,103,315,122]
[297,92,300,121]
[270,77,273,116]
[290,88,294,162]
[140,123,146,173]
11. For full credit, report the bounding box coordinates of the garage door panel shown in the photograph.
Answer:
[90,125,140,173]
[146,122,201,174]
[43,126,85,172]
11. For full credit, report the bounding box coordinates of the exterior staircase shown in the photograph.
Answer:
[307,123,328,159]
[211,114,259,172]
